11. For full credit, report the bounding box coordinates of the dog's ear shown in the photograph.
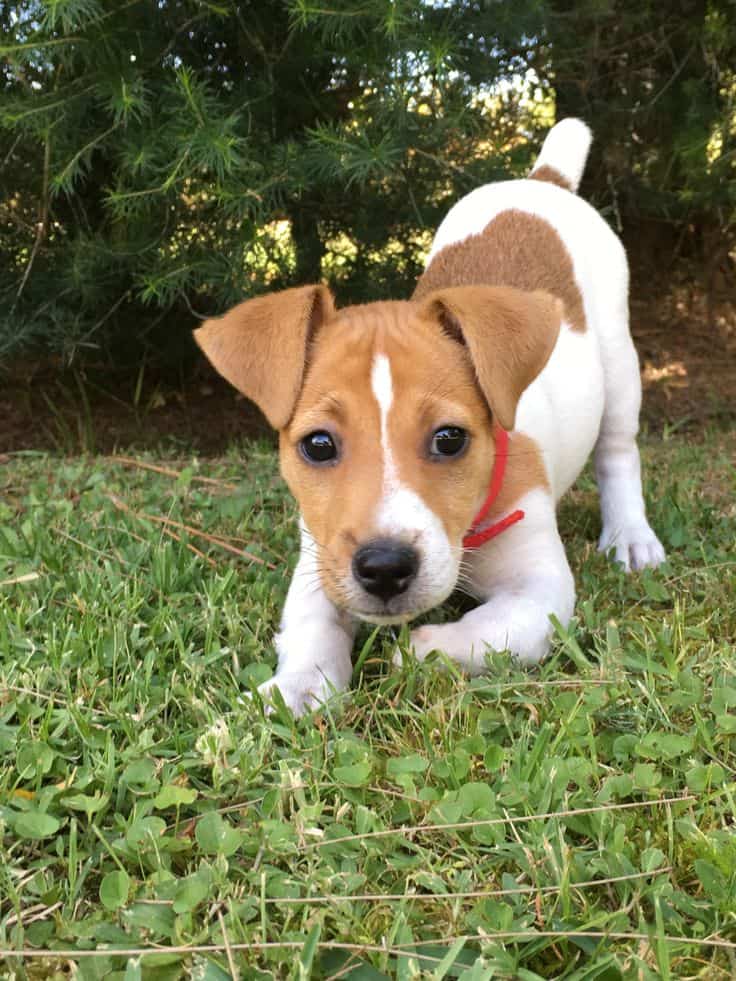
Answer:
[194,284,335,429]
[419,285,562,431]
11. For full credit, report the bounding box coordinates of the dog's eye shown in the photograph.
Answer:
[300,431,338,464]
[430,426,468,458]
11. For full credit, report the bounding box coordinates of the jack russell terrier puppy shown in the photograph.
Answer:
[195,118,666,716]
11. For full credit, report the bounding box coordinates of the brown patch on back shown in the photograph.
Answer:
[413,209,587,334]
[530,165,573,192]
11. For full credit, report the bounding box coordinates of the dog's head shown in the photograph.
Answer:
[195,284,560,623]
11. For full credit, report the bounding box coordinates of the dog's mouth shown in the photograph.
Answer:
[354,610,418,626]
[351,604,425,626]
[341,581,458,626]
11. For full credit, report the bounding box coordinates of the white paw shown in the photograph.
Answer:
[598,521,666,572]
[256,670,342,717]
[410,623,471,663]
[393,621,496,675]
[395,593,563,673]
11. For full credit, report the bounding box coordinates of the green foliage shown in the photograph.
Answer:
[541,0,736,230]
[1,432,735,975]
[1,1,735,364]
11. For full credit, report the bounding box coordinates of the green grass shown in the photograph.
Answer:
[1,430,735,979]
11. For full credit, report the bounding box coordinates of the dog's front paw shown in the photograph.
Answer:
[410,623,467,663]
[256,669,349,717]
[599,521,666,572]
[395,591,563,673]
[394,622,491,674]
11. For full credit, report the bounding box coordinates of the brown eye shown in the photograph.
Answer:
[429,426,468,458]
[300,431,338,464]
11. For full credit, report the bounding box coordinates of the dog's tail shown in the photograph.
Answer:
[529,118,592,194]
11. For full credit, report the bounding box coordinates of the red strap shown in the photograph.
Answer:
[462,426,525,550]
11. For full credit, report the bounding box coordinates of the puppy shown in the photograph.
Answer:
[195,118,665,715]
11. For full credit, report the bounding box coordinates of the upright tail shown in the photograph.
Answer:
[529,118,592,194]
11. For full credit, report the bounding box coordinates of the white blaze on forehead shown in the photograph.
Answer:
[371,352,393,411]
[371,353,398,488]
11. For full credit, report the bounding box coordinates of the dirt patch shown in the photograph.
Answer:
[0,367,272,455]
[633,276,736,430]
[1,283,734,456]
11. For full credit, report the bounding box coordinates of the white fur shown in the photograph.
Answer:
[259,119,665,713]
[258,522,356,715]
[516,323,605,500]
[530,118,592,193]
[371,354,393,442]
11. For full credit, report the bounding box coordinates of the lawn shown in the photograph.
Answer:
[1,429,735,979]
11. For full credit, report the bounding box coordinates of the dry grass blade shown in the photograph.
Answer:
[302,795,696,851]
[264,867,672,905]
[442,679,618,702]
[0,572,41,586]
[5,901,62,929]
[0,685,106,717]
[217,909,239,981]
[109,455,238,490]
[107,493,275,568]
[2,928,736,961]
[157,523,217,568]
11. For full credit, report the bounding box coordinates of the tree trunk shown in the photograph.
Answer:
[289,203,325,285]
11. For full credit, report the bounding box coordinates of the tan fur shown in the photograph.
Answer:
[530,164,573,192]
[193,284,334,429]
[416,285,562,432]
[413,209,587,334]
[280,302,496,607]
[492,431,550,516]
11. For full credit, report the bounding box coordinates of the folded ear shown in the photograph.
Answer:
[194,284,335,429]
[418,285,563,431]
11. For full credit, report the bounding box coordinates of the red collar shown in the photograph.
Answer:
[462,426,525,550]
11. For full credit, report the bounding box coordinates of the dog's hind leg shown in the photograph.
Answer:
[593,277,666,571]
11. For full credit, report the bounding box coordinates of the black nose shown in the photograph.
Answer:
[352,539,419,602]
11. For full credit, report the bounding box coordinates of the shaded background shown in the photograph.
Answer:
[1,0,734,452]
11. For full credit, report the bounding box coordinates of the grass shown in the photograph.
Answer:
[0,429,735,979]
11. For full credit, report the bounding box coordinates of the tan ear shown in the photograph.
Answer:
[419,285,563,431]
[194,284,334,429]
